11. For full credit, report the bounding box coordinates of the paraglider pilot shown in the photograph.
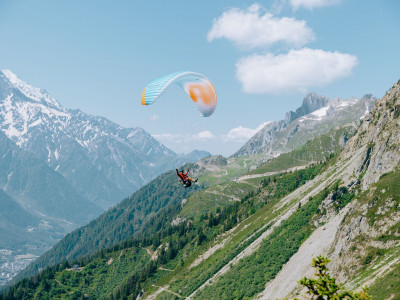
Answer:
[176,169,197,188]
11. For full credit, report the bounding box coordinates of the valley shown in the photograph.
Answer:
[2,76,399,299]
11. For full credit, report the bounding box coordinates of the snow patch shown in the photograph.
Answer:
[2,69,61,108]
[338,101,350,108]
[310,106,330,119]
[54,149,59,160]
[46,146,51,163]
[0,93,69,143]
[360,103,370,120]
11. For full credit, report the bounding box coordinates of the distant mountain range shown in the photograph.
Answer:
[0,70,210,210]
[0,70,210,285]
[233,92,376,158]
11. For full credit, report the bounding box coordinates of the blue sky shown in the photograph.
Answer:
[1,0,399,156]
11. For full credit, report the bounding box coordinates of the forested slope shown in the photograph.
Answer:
[13,167,203,284]
[1,161,328,299]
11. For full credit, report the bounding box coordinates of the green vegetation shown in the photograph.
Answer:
[368,259,400,299]
[195,184,349,299]
[364,169,400,228]
[295,256,371,299]
[15,169,203,283]
[196,155,261,186]
[4,247,150,300]
[183,160,327,219]
[148,163,328,297]
[330,181,355,212]
[180,181,255,217]
[2,162,328,299]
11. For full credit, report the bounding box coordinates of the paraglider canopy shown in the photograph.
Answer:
[141,71,217,117]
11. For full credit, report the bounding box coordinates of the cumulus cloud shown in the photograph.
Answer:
[194,131,216,140]
[224,122,271,142]
[290,0,341,10]
[236,48,358,94]
[207,4,315,50]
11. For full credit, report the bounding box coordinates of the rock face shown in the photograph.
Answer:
[340,84,400,189]
[232,93,376,158]
[326,80,400,285]
[259,80,400,298]
[284,92,330,123]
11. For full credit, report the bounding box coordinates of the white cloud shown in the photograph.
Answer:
[290,0,341,10]
[194,131,215,140]
[207,4,315,50]
[236,48,358,94]
[150,114,159,120]
[224,122,271,142]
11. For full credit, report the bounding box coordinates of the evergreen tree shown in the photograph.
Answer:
[295,256,371,300]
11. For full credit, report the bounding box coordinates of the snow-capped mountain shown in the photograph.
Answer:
[233,92,376,158]
[0,70,211,286]
[0,70,201,209]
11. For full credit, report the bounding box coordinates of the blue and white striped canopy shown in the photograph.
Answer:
[141,71,217,117]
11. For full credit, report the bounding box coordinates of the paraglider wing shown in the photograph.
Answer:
[141,71,217,117]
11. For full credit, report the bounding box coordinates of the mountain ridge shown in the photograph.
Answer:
[233,92,376,159]
[0,70,209,209]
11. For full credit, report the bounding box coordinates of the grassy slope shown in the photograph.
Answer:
[196,155,262,186]
[180,181,256,218]
[369,258,400,299]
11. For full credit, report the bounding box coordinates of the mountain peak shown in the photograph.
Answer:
[1,69,61,109]
[303,92,329,106]
[285,92,330,124]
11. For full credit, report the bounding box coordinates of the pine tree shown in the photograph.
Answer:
[295,256,371,300]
